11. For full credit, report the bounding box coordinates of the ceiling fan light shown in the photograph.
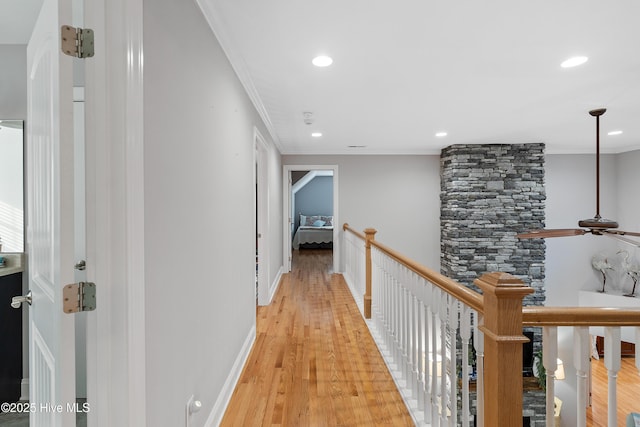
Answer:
[561,56,588,68]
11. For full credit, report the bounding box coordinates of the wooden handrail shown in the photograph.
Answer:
[343,223,366,240]
[345,223,640,327]
[523,306,640,326]
[344,222,640,426]
[371,238,484,313]
[343,222,484,312]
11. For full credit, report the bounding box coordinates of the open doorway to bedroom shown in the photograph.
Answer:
[283,165,339,274]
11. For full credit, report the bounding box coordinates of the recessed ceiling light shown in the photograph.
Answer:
[312,55,333,67]
[311,132,323,137]
[435,132,448,137]
[608,130,623,136]
[561,56,588,68]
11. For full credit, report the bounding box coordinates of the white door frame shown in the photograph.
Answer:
[282,164,339,273]
[255,129,270,305]
[84,0,146,425]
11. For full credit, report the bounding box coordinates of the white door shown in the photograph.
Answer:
[27,0,76,424]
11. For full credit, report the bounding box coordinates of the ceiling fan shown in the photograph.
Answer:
[517,108,640,248]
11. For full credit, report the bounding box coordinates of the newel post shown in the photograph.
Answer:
[474,272,533,427]
[364,228,377,319]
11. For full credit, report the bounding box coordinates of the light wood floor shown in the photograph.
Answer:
[587,356,640,427]
[220,249,414,427]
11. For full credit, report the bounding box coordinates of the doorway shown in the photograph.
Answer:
[283,165,339,274]
[255,130,270,306]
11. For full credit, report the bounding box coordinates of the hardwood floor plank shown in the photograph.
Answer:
[587,356,640,427]
[220,249,414,427]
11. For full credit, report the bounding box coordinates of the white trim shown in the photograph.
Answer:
[194,0,282,153]
[84,0,146,424]
[255,128,271,306]
[269,266,284,302]
[205,325,256,427]
[282,165,339,273]
[365,319,424,427]
[20,378,29,401]
[292,170,333,195]
[341,271,364,317]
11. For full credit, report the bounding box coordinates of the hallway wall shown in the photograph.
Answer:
[283,155,441,270]
[0,45,27,119]
[143,0,281,425]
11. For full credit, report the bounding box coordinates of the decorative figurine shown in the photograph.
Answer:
[618,250,640,297]
[591,254,614,293]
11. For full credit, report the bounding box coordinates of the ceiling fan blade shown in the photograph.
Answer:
[517,229,587,239]
[602,230,640,248]
[604,229,640,237]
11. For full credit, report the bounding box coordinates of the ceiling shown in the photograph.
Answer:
[5,1,640,155]
[205,0,640,155]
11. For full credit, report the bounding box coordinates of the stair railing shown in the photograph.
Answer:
[343,223,640,427]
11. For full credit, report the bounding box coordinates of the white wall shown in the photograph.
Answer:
[282,155,441,270]
[143,1,281,425]
[0,45,27,119]
[544,154,619,306]
[545,152,639,427]
[616,150,640,233]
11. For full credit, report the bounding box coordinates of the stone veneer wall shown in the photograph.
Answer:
[441,143,547,425]
[440,143,546,304]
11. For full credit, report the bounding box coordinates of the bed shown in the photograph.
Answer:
[292,215,334,250]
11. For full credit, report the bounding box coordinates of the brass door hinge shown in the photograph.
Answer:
[63,282,97,314]
[61,25,95,58]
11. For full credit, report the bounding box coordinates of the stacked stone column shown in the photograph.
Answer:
[440,143,547,425]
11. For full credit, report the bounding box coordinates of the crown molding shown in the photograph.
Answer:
[194,0,283,153]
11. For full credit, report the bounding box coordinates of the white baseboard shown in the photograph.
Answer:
[268,267,284,303]
[20,378,29,401]
[342,272,364,317]
[205,325,256,426]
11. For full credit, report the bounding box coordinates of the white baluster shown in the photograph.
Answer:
[543,327,558,427]
[447,296,458,427]
[439,290,448,426]
[402,267,409,383]
[387,259,394,354]
[636,327,640,374]
[604,326,621,427]
[424,282,438,424]
[416,275,425,412]
[474,312,485,427]
[408,271,415,396]
[574,326,590,427]
[423,281,433,423]
[394,263,401,368]
[411,273,419,400]
[431,287,441,427]
[460,305,472,427]
[372,250,379,327]
[381,257,389,353]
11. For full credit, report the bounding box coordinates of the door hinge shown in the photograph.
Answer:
[63,282,97,314]
[61,25,95,58]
